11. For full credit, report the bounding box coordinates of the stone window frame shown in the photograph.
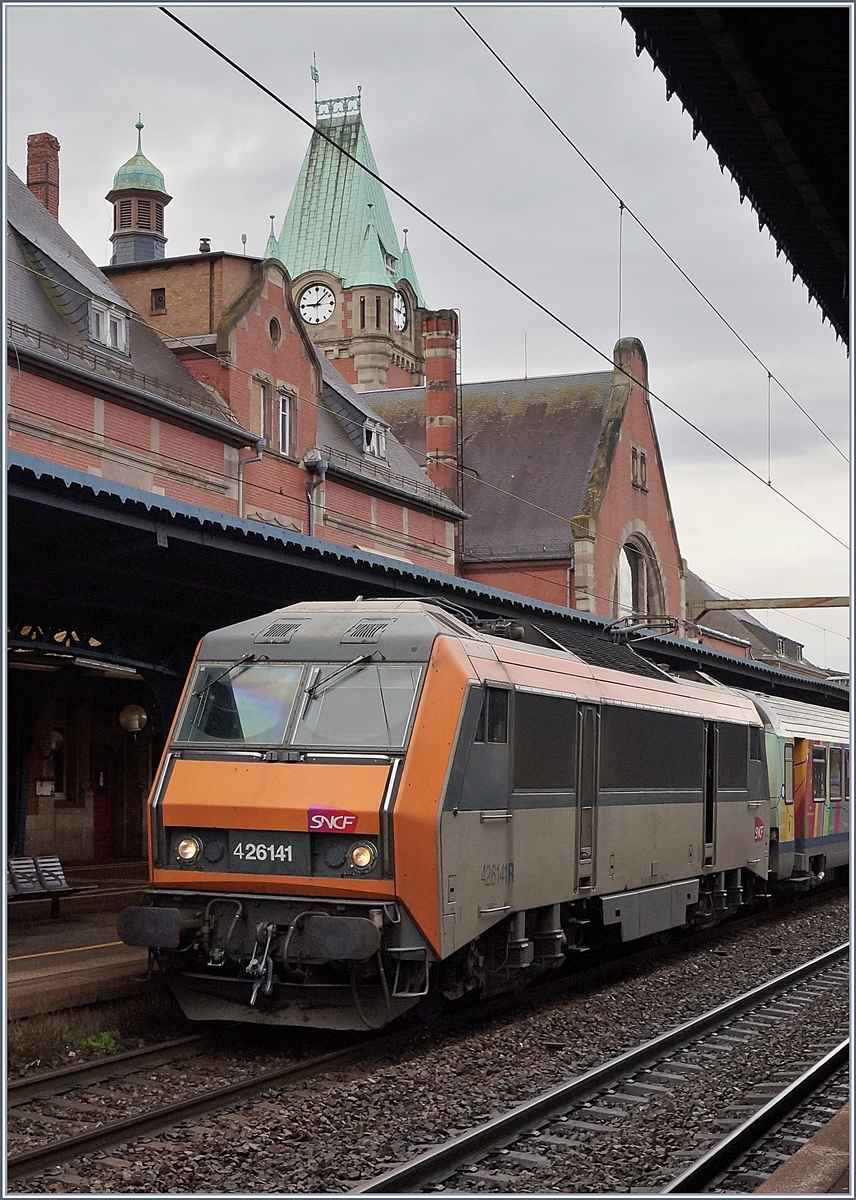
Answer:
[611,525,666,619]
[631,444,648,492]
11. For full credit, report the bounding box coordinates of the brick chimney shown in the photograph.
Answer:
[423,309,459,500]
[27,133,60,220]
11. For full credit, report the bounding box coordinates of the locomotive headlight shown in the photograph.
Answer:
[348,842,377,871]
[177,835,201,862]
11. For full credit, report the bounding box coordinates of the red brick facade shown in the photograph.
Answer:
[104,254,460,573]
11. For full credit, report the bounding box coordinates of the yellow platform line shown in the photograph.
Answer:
[8,941,123,962]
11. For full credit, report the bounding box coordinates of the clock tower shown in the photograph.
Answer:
[268,95,427,392]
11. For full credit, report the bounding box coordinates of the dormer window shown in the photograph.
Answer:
[384,252,397,276]
[89,301,129,354]
[363,420,387,459]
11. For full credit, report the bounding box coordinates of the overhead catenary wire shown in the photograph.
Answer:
[155,7,849,554]
[453,6,848,465]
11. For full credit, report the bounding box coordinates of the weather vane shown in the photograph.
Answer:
[310,53,319,106]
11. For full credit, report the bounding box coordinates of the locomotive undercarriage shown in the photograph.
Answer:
[123,891,435,1030]
[127,865,776,1029]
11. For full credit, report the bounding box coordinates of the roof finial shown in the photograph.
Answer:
[403,228,409,248]
[136,115,144,155]
[270,215,276,235]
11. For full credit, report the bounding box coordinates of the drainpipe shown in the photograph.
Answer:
[237,438,265,520]
[303,450,329,538]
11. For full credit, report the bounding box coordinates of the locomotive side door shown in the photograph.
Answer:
[575,703,599,891]
[702,721,718,867]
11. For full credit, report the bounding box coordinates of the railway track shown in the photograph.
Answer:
[7,1030,403,1182]
[348,944,849,1193]
[8,916,847,1189]
[664,1043,849,1192]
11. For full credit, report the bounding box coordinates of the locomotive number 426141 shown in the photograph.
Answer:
[481,861,514,886]
[233,842,293,863]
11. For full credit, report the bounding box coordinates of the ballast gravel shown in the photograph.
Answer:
[16,892,849,1194]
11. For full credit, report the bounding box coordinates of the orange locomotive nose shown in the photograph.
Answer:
[153,759,394,900]
[160,759,387,834]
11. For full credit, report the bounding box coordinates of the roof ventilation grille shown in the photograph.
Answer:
[341,619,394,644]
[254,620,305,644]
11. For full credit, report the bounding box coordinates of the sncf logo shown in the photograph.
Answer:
[308,807,358,833]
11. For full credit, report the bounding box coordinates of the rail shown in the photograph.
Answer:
[350,944,849,1193]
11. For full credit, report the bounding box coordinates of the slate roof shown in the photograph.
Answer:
[274,97,420,297]
[314,350,464,518]
[367,370,616,560]
[6,167,238,427]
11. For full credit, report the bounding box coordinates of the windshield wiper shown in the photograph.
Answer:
[303,653,376,702]
[192,653,266,700]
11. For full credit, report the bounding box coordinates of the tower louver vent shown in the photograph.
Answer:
[341,619,394,643]
[254,620,305,644]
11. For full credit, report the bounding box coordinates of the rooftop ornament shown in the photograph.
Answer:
[315,94,361,121]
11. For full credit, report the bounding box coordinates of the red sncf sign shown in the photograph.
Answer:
[308,807,358,833]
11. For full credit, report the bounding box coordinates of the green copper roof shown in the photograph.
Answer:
[398,229,425,307]
[112,121,167,194]
[275,96,421,295]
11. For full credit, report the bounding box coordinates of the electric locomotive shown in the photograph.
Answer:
[119,599,849,1029]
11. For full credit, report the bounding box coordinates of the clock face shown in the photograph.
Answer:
[393,291,408,332]
[299,284,336,325]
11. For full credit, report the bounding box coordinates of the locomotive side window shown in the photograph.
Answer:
[812,745,828,801]
[829,748,842,800]
[292,663,421,749]
[512,692,575,790]
[717,723,748,790]
[474,686,508,744]
[749,726,764,761]
[600,707,702,789]
[176,663,302,744]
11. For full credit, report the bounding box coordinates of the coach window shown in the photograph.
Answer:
[784,743,794,804]
[829,747,842,800]
[812,745,827,801]
[475,686,508,744]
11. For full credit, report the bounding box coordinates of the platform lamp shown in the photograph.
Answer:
[119,704,147,738]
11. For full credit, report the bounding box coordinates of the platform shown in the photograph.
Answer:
[7,862,150,1019]
[755,1102,850,1194]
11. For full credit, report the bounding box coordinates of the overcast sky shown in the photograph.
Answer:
[5,3,851,670]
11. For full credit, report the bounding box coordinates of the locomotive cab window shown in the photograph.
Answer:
[474,686,508,744]
[176,662,302,745]
[291,663,422,749]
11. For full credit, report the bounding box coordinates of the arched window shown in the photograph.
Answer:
[612,536,664,618]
